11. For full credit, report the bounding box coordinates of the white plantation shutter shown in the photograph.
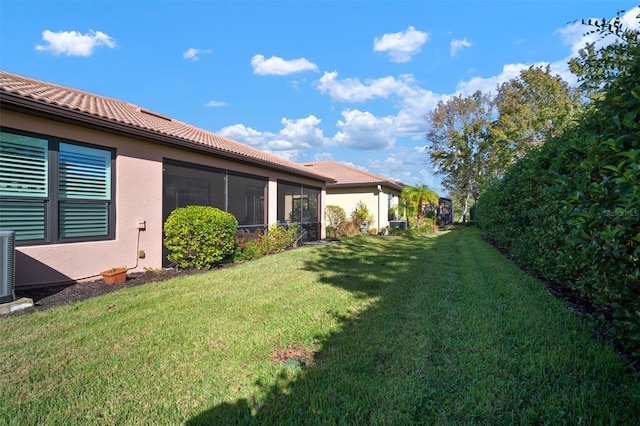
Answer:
[59,143,111,238]
[0,131,114,243]
[0,199,47,240]
[59,143,110,200]
[0,132,48,240]
[0,133,48,196]
[59,202,109,238]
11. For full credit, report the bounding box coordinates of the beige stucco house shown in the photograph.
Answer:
[302,161,403,231]
[0,70,333,287]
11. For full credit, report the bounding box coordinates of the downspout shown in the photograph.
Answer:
[377,185,383,231]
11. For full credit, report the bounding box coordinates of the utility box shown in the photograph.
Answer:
[0,230,16,304]
[389,220,407,230]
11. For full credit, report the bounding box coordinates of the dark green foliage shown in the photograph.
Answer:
[478,44,640,355]
[164,205,238,269]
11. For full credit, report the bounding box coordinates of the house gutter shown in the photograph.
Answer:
[327,182,403,192]
[0,92,335,184]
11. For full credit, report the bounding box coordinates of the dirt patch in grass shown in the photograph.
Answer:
[270,345,319,367]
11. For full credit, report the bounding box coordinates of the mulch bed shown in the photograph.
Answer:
[10,267,207,315]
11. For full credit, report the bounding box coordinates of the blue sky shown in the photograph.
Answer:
[1,1,638,194]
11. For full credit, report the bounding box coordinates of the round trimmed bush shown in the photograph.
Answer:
[164,205,238,269]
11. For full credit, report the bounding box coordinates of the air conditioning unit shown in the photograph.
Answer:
[0,230,16,304]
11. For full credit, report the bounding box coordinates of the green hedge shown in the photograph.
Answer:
[164,206,238,269]
[478,47,640,356]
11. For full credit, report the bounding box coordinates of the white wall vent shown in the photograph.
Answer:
[0,231,16,304]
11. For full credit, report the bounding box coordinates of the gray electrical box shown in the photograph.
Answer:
[0,230,16,304]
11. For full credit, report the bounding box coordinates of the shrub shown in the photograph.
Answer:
[234,238,260,262]
[478,46,640,355]
[468,204,477,221]
[325,205,347,238]
[388,226,405,236]
[266,223,301,252]
[164,206,238,269]
[234,223,301,262]
[338,220,361,237]
[414,218,438,235]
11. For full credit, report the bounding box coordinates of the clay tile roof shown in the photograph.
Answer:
[0,70,333,182]
[302,161,404,191]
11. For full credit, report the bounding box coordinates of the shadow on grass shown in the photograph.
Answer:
[186,231,454,424]
[186,227,640,424]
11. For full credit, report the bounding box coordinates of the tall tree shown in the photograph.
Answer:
[425,91,494,221]
[426,69,581,222]
[492,65,582,162]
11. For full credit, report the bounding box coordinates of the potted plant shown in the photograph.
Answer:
[100,267,127,285]
[351,201,374,233]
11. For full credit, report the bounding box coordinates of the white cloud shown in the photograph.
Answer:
[454,57,582,97]
[205,100,227,107]
[315,71,443,138]
[621,6,640,30]
[367,148,441,190]
[455,8,640,96]
[251,54,318,76]
[267,139,297,151]
[395,86,445,136]
[334,109,396,150]
[556,22,602,57]
[455,63,530,95]
[218,124,271,147]
[278,115,327,148]
[315,71,422,103]
[556,7,640,57]
[450,37,471,56]
[216,9,640,193]
[219,115,329,154]
[215,99,440,185]
[183,48,212,61]
[312,152,334,161]
[373,26,429,63]
[35,30,116,57]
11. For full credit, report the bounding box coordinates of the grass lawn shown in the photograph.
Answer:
[1,228,638,425]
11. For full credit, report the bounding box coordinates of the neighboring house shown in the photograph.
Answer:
[0,70,333,287]
[302,161,403,231]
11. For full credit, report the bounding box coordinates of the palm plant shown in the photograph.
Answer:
[400,184,439,227]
